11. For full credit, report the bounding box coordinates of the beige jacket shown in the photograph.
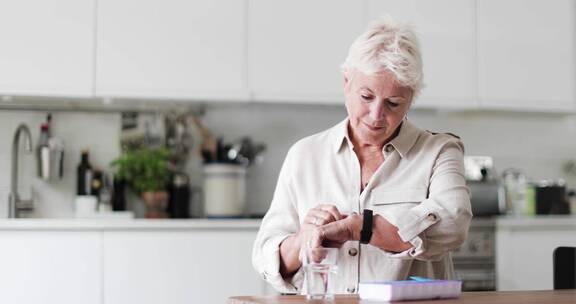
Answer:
[252,119,472,294]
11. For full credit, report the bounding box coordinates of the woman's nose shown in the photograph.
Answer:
[369,100,386,120]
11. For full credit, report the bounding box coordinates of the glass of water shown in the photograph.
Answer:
[302,246,338,300]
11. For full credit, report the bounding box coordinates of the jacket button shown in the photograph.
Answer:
[347,287,356,293]
[348,248,358,257]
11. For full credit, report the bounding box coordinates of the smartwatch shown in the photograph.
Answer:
[360,209,373,244]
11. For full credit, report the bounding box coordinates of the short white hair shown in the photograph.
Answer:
[342,15,424,97]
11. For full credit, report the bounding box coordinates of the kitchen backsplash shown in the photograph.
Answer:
[1,104,576,218]
[0,111,121,217]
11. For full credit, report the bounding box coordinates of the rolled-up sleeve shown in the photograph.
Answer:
[252,147,305,293]
[393,139,472,260]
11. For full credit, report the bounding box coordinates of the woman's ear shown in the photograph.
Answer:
[343,69,352,91]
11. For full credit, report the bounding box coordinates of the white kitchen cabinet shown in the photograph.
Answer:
[96,0,248,100]
[249,0,366,104]
[495,217,576,291]
[102,230,265,304]
[477,0,575,112]
[367,0,477,109]
[0,231,101,304]
[0,0,94,97]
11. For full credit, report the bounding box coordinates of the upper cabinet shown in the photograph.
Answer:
[96,0,248,101]
[248,0,365,104]
[477,0,575,111]
[367,0,477,110]
[0,0,574,112]
[0,0,94,97]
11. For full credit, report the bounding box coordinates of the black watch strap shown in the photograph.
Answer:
[360,209,373,244]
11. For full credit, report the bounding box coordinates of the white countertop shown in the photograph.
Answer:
[0,218,262,231]
[495,215,576,229]
[0,215,574,231]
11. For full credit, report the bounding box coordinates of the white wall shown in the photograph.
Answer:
[1,104,575,217]
[202,104,576,215]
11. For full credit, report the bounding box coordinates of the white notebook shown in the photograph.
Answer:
[358,277,462,302]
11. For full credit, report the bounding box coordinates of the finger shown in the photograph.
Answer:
[303,214,315,225]
[304,214,322,226]
[314,210,336,225]
[309,247,328,263]
[304,210,331,226]
[318,205,343,221]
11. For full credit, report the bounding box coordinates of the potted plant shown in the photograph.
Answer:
[111,148,171,218]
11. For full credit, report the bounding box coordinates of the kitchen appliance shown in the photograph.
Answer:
[534,180,570,215]
[464,156,504,217]
[468,181,503,217]
[452,218,496,291]
[464,156,495,181]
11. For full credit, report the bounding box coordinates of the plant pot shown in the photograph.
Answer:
[142,191,169,218]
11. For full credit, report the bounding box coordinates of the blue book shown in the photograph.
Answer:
[358,277,462,301]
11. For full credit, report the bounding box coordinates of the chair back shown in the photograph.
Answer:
[553,246,576,289]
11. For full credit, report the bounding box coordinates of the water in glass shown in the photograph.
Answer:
[306,263,338,300]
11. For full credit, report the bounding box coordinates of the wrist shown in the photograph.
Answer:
[345,213,363,241]
[293,230,304,252]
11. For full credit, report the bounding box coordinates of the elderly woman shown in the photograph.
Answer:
[252,15,472,295]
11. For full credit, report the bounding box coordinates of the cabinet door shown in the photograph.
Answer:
[0,231,101,304]
[249,0,365,104]
[96,0,248,100]
[0,0,94,97]
[103,230,265,304]
[477,0,575,111]
[367,0,477,109]
[496,228,576,290]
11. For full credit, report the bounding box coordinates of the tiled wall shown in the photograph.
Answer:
[1,104,575,218]
[205,104,576,215]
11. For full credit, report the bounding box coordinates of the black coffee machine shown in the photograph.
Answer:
[534,180,570,215]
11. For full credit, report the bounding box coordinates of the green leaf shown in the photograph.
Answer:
[110,148,171,193]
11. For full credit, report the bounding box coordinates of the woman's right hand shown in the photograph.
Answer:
[297,204,344,250]
[279,204,343,278]
[302,204,344,227]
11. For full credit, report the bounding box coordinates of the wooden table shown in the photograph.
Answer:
[229,290,576,304]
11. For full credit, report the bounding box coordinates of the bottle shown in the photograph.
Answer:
[77,149,93,195]
[502,168,527,215]
[167,173,191,218]
[91,168,103,199]
[37,123,50,180]
[111,175,127,211]
[97,172,113,212]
